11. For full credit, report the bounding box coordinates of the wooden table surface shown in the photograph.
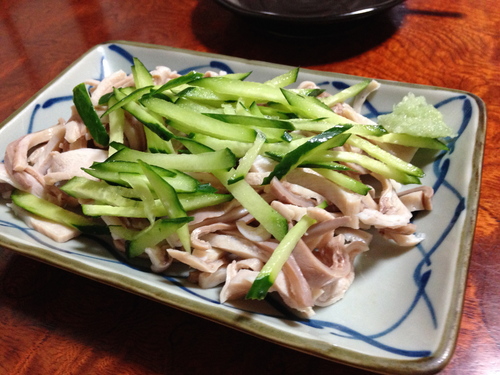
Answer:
[0,0,498,374]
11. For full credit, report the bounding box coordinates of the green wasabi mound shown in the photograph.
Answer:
[377,93,455,138]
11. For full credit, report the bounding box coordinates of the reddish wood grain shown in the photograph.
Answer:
[1,0,499,374]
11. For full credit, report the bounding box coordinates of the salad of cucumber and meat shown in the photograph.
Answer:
[0,58,454,317]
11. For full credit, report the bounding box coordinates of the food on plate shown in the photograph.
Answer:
[0,58,452,316]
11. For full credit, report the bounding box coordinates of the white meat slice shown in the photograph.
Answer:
[398,186,434,211]
[44,148,108,185]
[167,249,225,273]
[9,203,80,242]
[145,246,173,273]
[86,70,134,106]
[220,259,263,302]
[190,222,234,250]
[357,176,413,228]
[150,66,180,85]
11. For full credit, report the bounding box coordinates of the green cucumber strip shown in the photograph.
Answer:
[98,92,114,105]
[214,171,288,241]
[141,96,257,142]
[262,136,311,156]
[262,125,352,185]
[191,133,252,158]
[224,71,253,80]
[175,97,222,114]
[246,215,316,300]
[107,96,125,155]
[295,88,325,97]
[347,135,424,177]
[144,127,175,154]
[313,168,371,195]
[227,130,266,184]
[221,102,237,115]
[281,88,357,124]
[115,88,175,141]
[101,86,153,118]
[132,57,154,88]
[257,105,295,119]
[295,161,351,171]
[175,86,236,104]
[190,76,287,104]
[107,146,236,172]
[291,118,387,136]
[321,79,371,107]
[203,113,295,130]
[149,71,204,96]
[120,173,156,224]
[82,192,233,217]
[175,136,214,153]
[90,159,175,176]
[108,225,139,241]
[177,192,233,211]
[127,217,193,258]
[248,102,264,117]
[73,83,110,146]
[61,177,138,205]
[317,151,421,184]
[364,133,449,150]
[85,161,199,193]
[264,67,299,88]
[11,189,107,235]
[139,160,191,253]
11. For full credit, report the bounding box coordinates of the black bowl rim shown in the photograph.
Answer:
[214,0,405,25]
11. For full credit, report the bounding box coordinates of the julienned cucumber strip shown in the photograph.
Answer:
[264,67,299,88]
[316,151,421,184]
[121,173,156,224]
[190,76,288,104]
[139,160,191,253]
[313,169,371,196]
[213,169,288,241]
[82,192,233,217]
[107,145,236,172]
[11,189,108,235]
[72,83,110,146]
[203,113,295,130]
[321,79,371,107]
[126,217,193,258]
[364,133,449,150]
[101,86,154,118]
[87,159,200,193]
[61,177,139,205]
[290,118,387,136]
[149,71,204,96]
[246,215,316,300]
[191,133,253,158]
[107,96,125,155]
[132,57,154,88]
[141,96,258,142]
[114,88,175,142]
[227,130,266,184]
[347,135,424,177]
[262,125,352,185]
[280,89,356,124]
[175,86,236,104]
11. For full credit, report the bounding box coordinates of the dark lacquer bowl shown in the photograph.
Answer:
[214,0,405,25]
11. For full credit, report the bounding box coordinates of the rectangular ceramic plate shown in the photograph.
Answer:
[0,41,486,374]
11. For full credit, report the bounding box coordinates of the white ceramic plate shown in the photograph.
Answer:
[0,41,486,374]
